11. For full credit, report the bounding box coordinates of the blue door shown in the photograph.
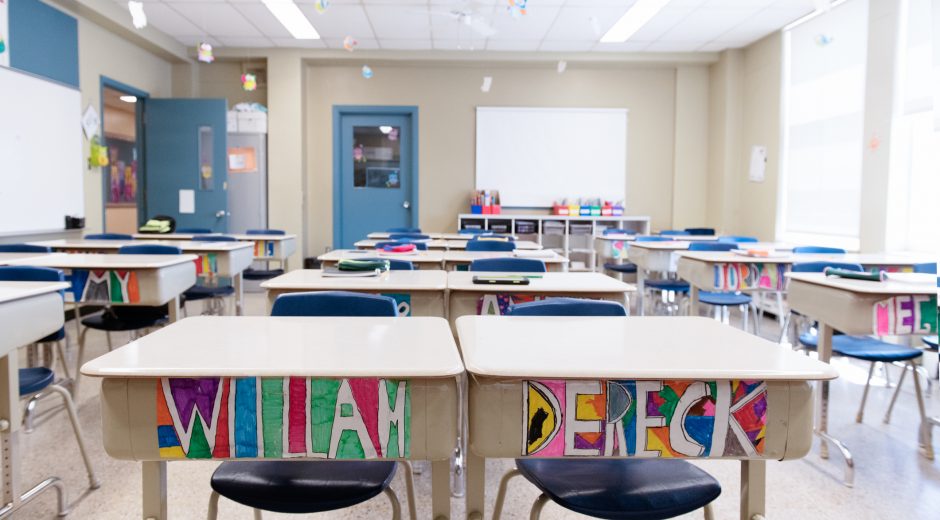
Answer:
[144,98,228,231]
[334,109,417,248]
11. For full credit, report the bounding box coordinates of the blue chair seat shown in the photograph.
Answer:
[19,367,55,396]
[82,307,168,332]
[800,334,923,362]
[210,461,396,514]
[604,262,637,274]
[698,291,751,306]
[644,279,690,292]
[516,458,721,520]
[243,268,285,280]
[923,335,938,350]
[184,285,235,301]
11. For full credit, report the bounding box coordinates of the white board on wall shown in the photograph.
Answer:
[475,107,627,207]
[0,66,83,234]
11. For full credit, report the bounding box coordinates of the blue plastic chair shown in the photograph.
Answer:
[686,242,755,331]
[208,291,414,519]
[0,266,100,491]
[386,227,421,233]
[635,236,672,242]
[458,228,491,235]
[85,233,132,240]
[466,240,515,252]
[193,235,237,242]
[633,237,690,314]
[684,227,715,236]
[659,230,690,236]
[181,239,238,313]
[358,258,414,270]
[469,258,546,273]
[118,244,183,255]
[0,243,52,253]
[717,235,758,243]
[492,299,720,520]
[375,240,428,251]
[176,227,213,234]
[389,233,429,240]
[602,228,629,235]
[469,234,513,241]
[914,262,937,274]
[246,229,286,235]
[792,246,846,254]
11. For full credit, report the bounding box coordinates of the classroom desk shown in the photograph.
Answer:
[0,252,55,265]
[353,239,541,251]
[442,251,568,272]
[133,233,217,241]
[135,233,298,270]
[261,269,447,317]
[355,238,450,250]
[32,239,254,315]
[80,316,463,520]
[442,240,542,251]
[7,253,197,322]
[367,232,503,240]
[446,271,635,328]
[786,272,938,486]
[456,315,838,520]
[0,281,74,516]
[318,249,446,270]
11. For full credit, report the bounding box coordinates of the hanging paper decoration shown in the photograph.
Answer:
[868,133,881,151]
[241,73,257,92]
[388,128,399,141]
[353,144,366,163]
[197,42,215,63]
[480,76,493,93]
[0,38,6,56]
[361,65,373,79]
[557,60,567,74]
[343,35,358,52]
[88,136,109,168]
[814,34,833,46]
[128,1,148,29]
[314,0,330,14]
[507,0,527,19]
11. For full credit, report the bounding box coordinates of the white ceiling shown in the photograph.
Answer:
[116,0,819,53]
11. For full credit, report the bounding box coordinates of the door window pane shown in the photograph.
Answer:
[353,125,400,189]
[199,126,214,190]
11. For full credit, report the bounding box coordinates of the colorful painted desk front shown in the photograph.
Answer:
[135,233,298,269]
[261,269,447,317]
[786,272,937,486]
[442,251,568,272]
[456,315,837,520]
[81,316,463,520]
[318,249,446,270]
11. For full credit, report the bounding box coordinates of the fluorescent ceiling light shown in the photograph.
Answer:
[119,95,138,103]
[600,0,670,43]
[261,0,320,40]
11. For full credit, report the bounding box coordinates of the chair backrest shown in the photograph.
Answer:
[509,297,626,317]
[246,229,286,235]
[791,261,864,273]
[389,233,430,240]
[684,227,716,236]
[717,235,758,243]
[85,233,132,240]
[176,227,213,234]
[386,227,421,233]
[659,230,690,236]
[0,243,52,253]
[375,241,428,251]
[602,228,628,235]
[458,229,491,235]
[792,246,846,254]
[470,234,513,241]
[688,241,736,252]
[357,258,414,270]
[466,240,515,252]
[193,235,238,242]
[913,262,937,274]
[271,291,397,317]
[634,236,671,242]
[469,257,546,272]
[118,244,182,255]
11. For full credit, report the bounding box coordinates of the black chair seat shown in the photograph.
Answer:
[243,268,285,280]
[184,285,235,301]
[19,367,54,396]
[81,307,168,331]
[210,461,397,514]
[516,458,720,520]
[604,262,638,274]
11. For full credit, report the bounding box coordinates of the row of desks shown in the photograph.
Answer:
[318,249,570,271]
[354,238,543,250]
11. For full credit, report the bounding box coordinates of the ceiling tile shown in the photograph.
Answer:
[593,41,651,52]
[658,7,763,42]
[166,2,262,37]
[364,5,432,39]
[487,4,561,40]
[380,39,434,50]
[133,3,204,37]
[627,6,693,41]
[644,41,703,52]
[323,37,381,50]
[229,3,293,39]
[217,36,275,47]
[543,6,628,41]
[172,34,222,47]
[270,37,327,48]
[303,4,375,39]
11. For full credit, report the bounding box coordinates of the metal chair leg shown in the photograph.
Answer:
[400,461,418,520]
[46,384,101,488]
[492,468,522,520]
[54,338,72,382]
[207,491,220,520]
[73,326,92,398]
[22,394,41,433]
[778,312,792,344]
[857,362,876,423]
[704,502,716,520]
[105,331,113,351]
[883,364,909,424]
[742,304,749,333]
[383,487,402,520]
[910,361,935,460]
[530,493,550,520]
[253,508,263,520]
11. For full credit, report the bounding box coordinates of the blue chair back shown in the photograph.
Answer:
[85,233,132,240]
[603,228,628,235]
[635,236,671,242]
[0,266,67,340]
[177,227,212,234]
[688,242,736,252]
[509,297,626,317]
[246,229,286,235]
[193,235,238,242]
[659,230,690,236]
[389,233,430,240]
[271,291,397,317]
[718,235,758,243]
[386,227,421,234]
[684,227,716,236]
[791,261,863,273]
[357,258,414,271]
[470,258,546,272]
[375,241,427,251]
[792,246,846,254]
[458,229,491,235]
[0,244,52,253]
[466,240,515,252]
[119,244,182,255]
[470,234,513,241]
[914,262,937,274]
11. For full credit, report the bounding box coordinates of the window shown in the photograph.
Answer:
[778,0,869,250]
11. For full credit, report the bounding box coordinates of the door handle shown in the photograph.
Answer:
[215,210,229,218]
[403,201,411,209]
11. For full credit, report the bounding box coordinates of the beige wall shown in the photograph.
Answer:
[194,61,268,108]
[672,65,710,228]
[304,63,683,255]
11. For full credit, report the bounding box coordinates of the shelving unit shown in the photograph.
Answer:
[456,213,651,272]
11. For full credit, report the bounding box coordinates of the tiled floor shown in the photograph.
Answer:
[11,292,940,519]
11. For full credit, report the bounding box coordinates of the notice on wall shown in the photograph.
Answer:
[179,189,195,214]
[1,0,10,68]
[228,146,257,173]
[748,145,767,183]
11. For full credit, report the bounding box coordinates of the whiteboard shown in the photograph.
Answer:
[0,66,83,234]
[475,107,627,207]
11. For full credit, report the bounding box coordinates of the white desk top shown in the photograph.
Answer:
[632,241,790,252]
[444,240,542,250]
[262,269,447,291]
[7,253,199,269]
[366,232,510,240]
[132,233,211,240]
[628,240,691,251]
[677,251,841,264]
[32,239,251,253]
[0,281,70,304]
[442,250,568,264]
[81,316,464,378]
[787,272,937,295]
[318,249,445,263]
[0,252,54,265]
[456,316,838,380]
[594,234,637,241]
[447,271,635,293]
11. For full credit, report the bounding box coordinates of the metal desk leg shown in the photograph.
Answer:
[431,459,451,520]
[815,324,855,486]
[142,461,167,520]
[740,460,766,520]
[465,451,485,520]
[234,272,244,316]
[637,269,647,316]
[689,285,699,317]
[168,296,181,324]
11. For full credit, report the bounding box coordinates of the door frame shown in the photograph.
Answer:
[332,105,419,249]
[99,76,149,230]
